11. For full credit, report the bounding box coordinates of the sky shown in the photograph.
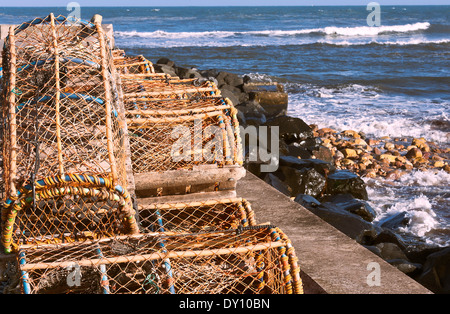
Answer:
[1,0,448,6]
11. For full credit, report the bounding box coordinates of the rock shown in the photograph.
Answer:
[373,147,382,155]
[312,145,334,163]
[367,139,379,146]
[434,160,445,168]
[405,147,423,159]
[379,154,397,164]
[378,212,410,230]
[235,101,267,126]
[354,138,368,147]
[175,66,202,80]
[341,148,358,159]
[220,84,246,104]
[384,142,395,151]
[375,242,408,260]
[363,245,382,256]
[279,156,334,176]
[317,128,337,137]
[156,57,175,67]
[320,193,377,222]
[334,150,344,160]
[286,144,313,159]
[412,138,430,152]
[153,64,177,77]
[280,166,326,198]
[387,259,422,274]
[294,194,321,208]
[220,88,240,107]
[243,83,288,117]
[215,71,232,87]
[325,170,368,200]
[263,116,314,145]
[370,229,408,251]
[342,130,360,138]
[300,200,378,240]
[417,247,450,294]
[198,68,219,78]
[263,173,291,196]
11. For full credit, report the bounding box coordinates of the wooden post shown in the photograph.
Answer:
[7,26,17,197]
[94,15,118,185]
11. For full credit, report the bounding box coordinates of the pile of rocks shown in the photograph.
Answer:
[313,127,450,180]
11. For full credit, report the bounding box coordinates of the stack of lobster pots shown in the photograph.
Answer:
[0,13,303,294]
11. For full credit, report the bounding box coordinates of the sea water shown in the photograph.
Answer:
[1,5,448,247]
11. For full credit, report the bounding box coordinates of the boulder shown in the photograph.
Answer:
[156,57,175,67]
[325,170,368,200]
[285,143,314,159]
[378,212,410,230]
[220,84,247,104]
[280,166,326,198]
[216,71,243,88]
[294,194,321,208]
[245,83,288,118]
[405,147,423,159]
[375,242,408,260]
[320,193,377,222]
[235,101,267,126]
[279,156,334,176]
[175,66,202,80]
[263,173,291,196]
[298,200,378,240]
[312,145,334,163]
[153,64,177,77]
[387,259,422,275]
[198,68,219,78]
[417,247,450,294]
[220,88,240,107]
[263,116,314,145]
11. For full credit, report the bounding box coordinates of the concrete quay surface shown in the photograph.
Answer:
[236,171,432,294]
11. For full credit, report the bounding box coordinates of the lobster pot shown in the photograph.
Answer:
[0,174,139,254]
[126,96,242,172]
[7,226,302,294]
[113,54,155,75]
[0,14,132,211]
[138,198,256,234]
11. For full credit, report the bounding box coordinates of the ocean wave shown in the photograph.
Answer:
[316,38,450,46]
[286,84,450,144]
[114,22,432,40]
[321,22,431,36]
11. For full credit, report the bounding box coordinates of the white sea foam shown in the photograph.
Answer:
[115,29,236,39]
[365,169,450,246]
[114,22,431,40]
[286,84,450,144]
[322,22,430,36]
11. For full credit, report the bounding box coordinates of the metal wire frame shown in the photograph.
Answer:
[137,197,257,234]
[3,226,302,294]
[1,13,130,199]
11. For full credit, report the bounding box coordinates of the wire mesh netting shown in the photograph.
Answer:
[138,197,257,234]
[0,14,137,248]
[4,226,302,294]
[113,52,243,175]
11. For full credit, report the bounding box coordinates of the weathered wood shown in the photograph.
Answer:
[137,190,237,206]
[134,165,246,192]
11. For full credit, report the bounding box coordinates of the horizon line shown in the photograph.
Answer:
[2,4,449,7]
